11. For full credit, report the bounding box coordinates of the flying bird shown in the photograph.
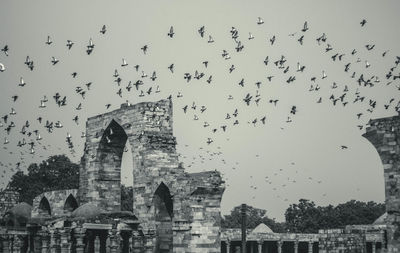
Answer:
[167,26,174,38]
[66,40,74,49]
[100,25,107,34]
[301,21,309,32]
[1,45,9,56]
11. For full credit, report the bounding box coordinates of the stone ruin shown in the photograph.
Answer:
[363,114,400,253]
[0,100,399,253]
[0,99,225,253]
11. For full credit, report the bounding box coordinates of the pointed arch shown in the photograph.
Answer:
[98,119,128,164]
[39,196,51,216]
[96,119,129,211]
[64,194,78,213]
[154,182,173,218]
[153,182,173,252]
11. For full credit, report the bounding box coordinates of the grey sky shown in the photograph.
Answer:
[0,0,399,221]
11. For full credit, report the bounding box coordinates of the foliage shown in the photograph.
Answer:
[8,155,79,205]
[285,199,385,233]
[221,204,286,233]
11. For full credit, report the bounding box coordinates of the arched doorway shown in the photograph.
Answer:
[39,196,51,217]
[153,182,173,253]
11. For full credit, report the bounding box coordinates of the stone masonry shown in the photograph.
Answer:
[78,99,225,253]
[31,189,78,218]
[0,189,19,216]
[363,113,400,253]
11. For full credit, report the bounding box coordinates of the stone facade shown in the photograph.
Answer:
[363,114,400,253]
[31,189,78,218]
[78,99,225,252]
[0,189,19,216]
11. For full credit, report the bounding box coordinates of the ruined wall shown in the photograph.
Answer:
[79,99,225,253]
[0,190,19,216]
[31,189,78,218]
[363,114,400,253]
[176,171,225,253]
[318,229,365,253]
[79,99,180,212]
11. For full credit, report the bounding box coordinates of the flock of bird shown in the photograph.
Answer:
[0,16,399,205]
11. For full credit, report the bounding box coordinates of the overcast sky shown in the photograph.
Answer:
[0,0,399,221]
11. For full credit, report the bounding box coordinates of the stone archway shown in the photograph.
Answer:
[64,194,78,214]
[153,182,173,253]
[39,196,51,217]
[97,119,128,211]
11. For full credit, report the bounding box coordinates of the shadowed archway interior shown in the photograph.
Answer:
[39,197,51,216]
[153,182,173,253]
[64,194,78,213]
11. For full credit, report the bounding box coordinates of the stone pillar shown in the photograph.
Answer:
[13,235,23,253]
[144,233,155,253]
[277,241,282,253]
[105,235,110,253]
[294,241,299,253]
[73,228,86,253]
[2,235,10,253]
[59,230,70,253]
[50,230,59,253]
[40,231,49,253]
[257,240,263,253]
[372,241,377,253]
[226,240,231,253]
[308,241,313,253]
[34,234,42,253]
[108,230,119,253]
[94,234,100,253]
[128,233,133,253]
[132,231,142,253]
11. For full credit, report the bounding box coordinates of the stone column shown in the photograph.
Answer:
[105,233,110,253]
[277,241,282,253]
[372,241,376,253]
[94,234,101,253]
[132,231,142,253]
[2,235,10,253]
[34,234,42,253]
[257,240,263,253]
[294,241,299,253]
[144,233,155,253]
[40,231,49,253]
[108,230,119,253]
[73,228,86,253]
[59,230,70,253]
[308,241,313,253]
[226,240,231,253]
[13,235,23,253]
[50,230,59,253]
